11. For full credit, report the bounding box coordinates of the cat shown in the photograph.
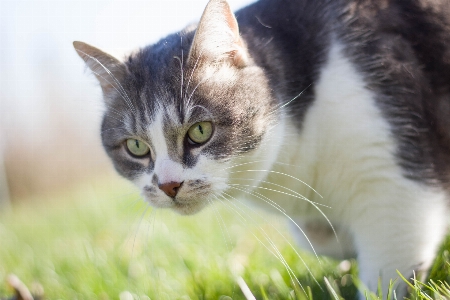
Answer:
[73,0,450,298]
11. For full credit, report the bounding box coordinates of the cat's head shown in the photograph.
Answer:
[74,0,283,215]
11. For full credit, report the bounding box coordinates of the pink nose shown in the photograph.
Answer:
[158,181,183,198]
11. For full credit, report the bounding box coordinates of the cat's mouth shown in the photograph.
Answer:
[172,201,207,215]
[141,189,210,215]
[171,197,208,215]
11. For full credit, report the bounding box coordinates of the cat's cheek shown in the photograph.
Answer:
[192,156,231,190]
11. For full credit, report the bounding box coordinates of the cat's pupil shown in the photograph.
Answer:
[198,125,203,135]
[135,140,140,148]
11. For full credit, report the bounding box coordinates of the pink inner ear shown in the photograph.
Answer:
[187,0,249,67]
[223,3,239,39]
[222,2,248,67]
[230,47,248,68]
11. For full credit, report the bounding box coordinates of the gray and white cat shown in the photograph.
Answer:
[74,0,450,297]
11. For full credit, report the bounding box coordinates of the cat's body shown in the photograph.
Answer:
[74,0,450,297]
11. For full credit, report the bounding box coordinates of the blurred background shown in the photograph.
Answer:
[0,0,254,205]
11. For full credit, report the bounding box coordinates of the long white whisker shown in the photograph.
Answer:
[174,55,183,101]
[103,109,127,121]
[219,194,306,296]
[144,208,156,246]
[181,36,184,99]
[127,205,151,288]
[100,127,128,134]
[229,185,324,263]
[230,183,338,245]
[229,169,323,199]
[131,205,150,256]
[223,192,323,292]
[185,78,205,114]
[269,83,312,116]
[225,160,308,171]
[209,197,232,252]
[225,177,329,208]
[185,49,203,103]
[213,176,288,212]
[102,113,127,125]
[120,195,145,212]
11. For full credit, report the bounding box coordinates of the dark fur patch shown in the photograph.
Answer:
[334,0,450,188]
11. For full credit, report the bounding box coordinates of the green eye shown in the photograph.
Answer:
[187,121,213,144]
[126,139,150,157]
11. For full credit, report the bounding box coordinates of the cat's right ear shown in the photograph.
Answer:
[188,0,249,68]
[73,41,127,98]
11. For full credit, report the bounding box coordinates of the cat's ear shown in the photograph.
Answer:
[73,41,127,97]
[188,0,248,67]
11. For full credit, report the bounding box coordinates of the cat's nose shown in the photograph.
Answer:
[158,181,183,198]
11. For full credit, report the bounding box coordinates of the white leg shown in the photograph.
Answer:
[352,191,448,299]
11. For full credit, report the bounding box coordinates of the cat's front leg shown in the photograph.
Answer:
[352,196,447,299]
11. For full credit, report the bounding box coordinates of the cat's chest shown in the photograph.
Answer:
[245,41,404,220]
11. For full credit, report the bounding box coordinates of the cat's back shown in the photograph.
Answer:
[240,0,450,187]
[339,0,450,186]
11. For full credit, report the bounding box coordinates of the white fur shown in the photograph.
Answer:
[243,41,449,297]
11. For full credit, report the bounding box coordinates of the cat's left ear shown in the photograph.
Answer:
[73,41,128,99]
[188,0,249,68]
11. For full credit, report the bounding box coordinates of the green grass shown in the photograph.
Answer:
[0,177,449,299]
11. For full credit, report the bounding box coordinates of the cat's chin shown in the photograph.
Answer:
[141,191,212,215]
[171,200,208,215]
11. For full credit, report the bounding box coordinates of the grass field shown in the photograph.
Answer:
[0,177,449,299]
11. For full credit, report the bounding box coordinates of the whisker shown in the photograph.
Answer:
[209,197,239,298]
[269,83,312,116]
[103,111,127,124]
[119,195,145,212]
[125,204,151,289]
[231,183,338,246]
[185,78,205,115]
[229,169,323,199]
[229,185,323,264]
[226,177,329,208]
[102,101,131,117]
[131,205,151,258]
[213,176,287,212]
[174,55,183,101]
[225,160,308,171]
[144,208,156,246]
[209,197,232,252]
[269,221,324,292]
[181,36,184,100]
[187,104,210,114]
[184,49,203,104]
[101,127,128,134]
[218,194,307,296]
